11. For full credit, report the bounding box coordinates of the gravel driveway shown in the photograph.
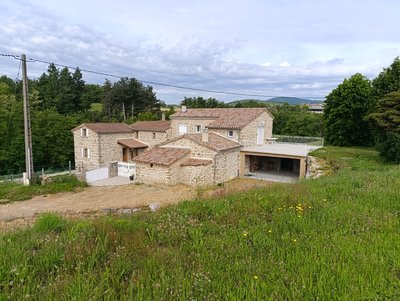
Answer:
[0,183,194,222]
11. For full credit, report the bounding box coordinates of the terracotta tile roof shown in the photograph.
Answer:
[133,147,190,166]
[72,123,132,134]
[180,158,213,166]
[130,121,171,132]
[171,108,272,129]
[117,139,148,149]
[157,133,242,152]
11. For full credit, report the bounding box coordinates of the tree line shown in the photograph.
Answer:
[323,57,400,162]
[0,63,162,175]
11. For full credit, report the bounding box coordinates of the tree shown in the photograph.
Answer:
[323,73,373,146]
[102,79,113,119]
[366,91,400,162]
[372,57,400,98]
[81,84,103,111]
[37,64,86,114]
[181,97,227,108]
[109,77,161,121]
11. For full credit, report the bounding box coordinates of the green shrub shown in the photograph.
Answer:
[34,213,67,232]
[377,131,400,163]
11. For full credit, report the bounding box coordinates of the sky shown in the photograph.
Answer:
[1,0,399,104]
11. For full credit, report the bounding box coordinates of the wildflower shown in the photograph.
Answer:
[268,230,272,233]
[253,275,258,280]
[243,232,248,237]
[298,215,301,218]
[293,239,297,243]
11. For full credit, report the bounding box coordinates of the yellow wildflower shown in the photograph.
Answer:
[253,275,258,280]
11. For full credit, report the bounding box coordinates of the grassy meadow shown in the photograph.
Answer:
[0,147,399,300]
[0,175,87,203]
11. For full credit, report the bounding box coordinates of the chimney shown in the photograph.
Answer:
[161,112,166,121]
[202,128,209,142]
[181,105,187,113]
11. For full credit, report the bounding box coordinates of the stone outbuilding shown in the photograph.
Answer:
[133,131,242,186]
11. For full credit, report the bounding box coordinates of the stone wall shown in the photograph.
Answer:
[239,112,273,147]
[161,138,217,159]
[180,164,214,186]
[209,129,239,141]
[73,128,101,171]
[73,128,135,172]
[214,148,240,183]
[135,160,183,185]
[137,129,172,148]
[170,118,216,137]
[99,133,134,165]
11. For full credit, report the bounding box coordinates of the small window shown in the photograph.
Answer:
[195,125,202,133]
[150,164,154,168]
[81,148,89,158]
[81,128,88,137]
[153,132,156,139]
[227,130,234,138]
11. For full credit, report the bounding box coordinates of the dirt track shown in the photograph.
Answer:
[0,178,275,232]
[0,183,194,222]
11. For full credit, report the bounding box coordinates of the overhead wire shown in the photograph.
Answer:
[0,53,325,100]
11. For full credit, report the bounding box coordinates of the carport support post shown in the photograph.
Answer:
[239,152,246,177]
[299,158,306,178]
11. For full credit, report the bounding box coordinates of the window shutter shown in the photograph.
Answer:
[87,149,90,158]
[80,129,83,137]
[81,148,84,157]
[86,129,89,137]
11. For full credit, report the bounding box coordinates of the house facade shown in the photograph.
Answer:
[169,107,273,146]
[73,107,316,185]
[72,123,135,171]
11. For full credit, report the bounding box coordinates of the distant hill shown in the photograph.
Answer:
[228,97,323,106]
[267,97,322,104]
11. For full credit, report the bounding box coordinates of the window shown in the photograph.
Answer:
[195,125,202,133]
[178,124,188,135]
[81,148,90,158]
[153,132,156,139]
[81,128,89,137]
[227,130,234,138]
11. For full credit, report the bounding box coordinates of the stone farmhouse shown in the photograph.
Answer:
[72,120,171,172]
[73,107,317,185]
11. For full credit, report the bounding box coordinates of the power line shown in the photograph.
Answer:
[0,53,326,100]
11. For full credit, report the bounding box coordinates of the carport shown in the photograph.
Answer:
[240,143,320,182]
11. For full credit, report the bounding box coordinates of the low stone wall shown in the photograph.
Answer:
[180,164,214,186]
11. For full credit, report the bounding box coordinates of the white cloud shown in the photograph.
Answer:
[1,1,400,103]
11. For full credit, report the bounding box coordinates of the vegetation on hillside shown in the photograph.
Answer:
[0,64,162,175]
[1,147,399,300]
[0,175,87,203]
[323,57,400,162]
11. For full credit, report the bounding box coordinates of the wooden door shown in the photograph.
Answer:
[123,147,128,162]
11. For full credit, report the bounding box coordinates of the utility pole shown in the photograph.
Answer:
[22,54,34,185]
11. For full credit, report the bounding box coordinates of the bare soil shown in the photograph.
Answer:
[0,178,276,232]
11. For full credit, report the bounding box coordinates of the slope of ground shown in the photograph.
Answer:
[1,147,399,300]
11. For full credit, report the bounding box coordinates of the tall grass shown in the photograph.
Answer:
[0,175,87,203]
[0,147,399,300]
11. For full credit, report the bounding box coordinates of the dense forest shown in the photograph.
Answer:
[0,64,324,175]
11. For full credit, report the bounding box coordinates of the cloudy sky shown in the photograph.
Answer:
[1,0,399,103]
